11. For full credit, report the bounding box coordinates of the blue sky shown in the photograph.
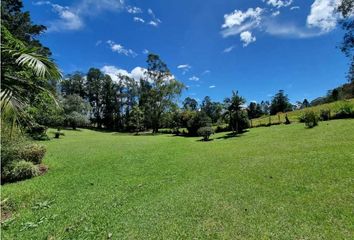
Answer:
[25,0,348,104]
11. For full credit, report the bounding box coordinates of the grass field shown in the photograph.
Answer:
[1,120,354,239]
[250,98,354,127]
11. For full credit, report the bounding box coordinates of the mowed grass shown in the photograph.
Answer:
[251,98,354,127]
[2,120,354,239]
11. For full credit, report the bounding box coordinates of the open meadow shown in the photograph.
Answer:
[2,119,354,239]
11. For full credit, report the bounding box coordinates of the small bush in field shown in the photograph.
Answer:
[333,102,354,119]
[26,124,48,140]
[2,161,39,183]
[320,109,331,121]
[197,127,214,141]
[301,111,319,128]
[20,144,46,164]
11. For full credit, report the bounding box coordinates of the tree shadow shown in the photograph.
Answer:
[215,130,248,140]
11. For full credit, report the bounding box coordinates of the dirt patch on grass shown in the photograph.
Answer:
[38,164,48,175]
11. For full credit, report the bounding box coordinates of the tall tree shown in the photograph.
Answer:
[86,68,104,128]
[61,72,86,98]
[338,0,354,82]
[182,97,198,111]
[1,0,51,56]
[224,91,249,133]
[248,102,262,119]
[270,90,292,115]
[143,54,184,133]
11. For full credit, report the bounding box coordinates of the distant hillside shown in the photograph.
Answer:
[251,99,354,127]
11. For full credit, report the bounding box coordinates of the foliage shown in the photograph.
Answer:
[1,25,61,133]
[197,126,214,141]
[247,102,263,119]
[2,160,39,183]
[270,90,292,115]
[65,112,89,130]
[333,101,354,119]
[224,91,250,133]
[26,124,48,140]
[300,111,319,128]
[128,105,144,134]
[182,97,198,111]
[20,144,46,164]
[320,109,331,121]
[185,111,212,136]
[62,95,90,129]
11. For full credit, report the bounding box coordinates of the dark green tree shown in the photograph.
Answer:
[270,90,292,115]
[61,72,86,98]
[182,97,198,111]
[224,91,249,133]
[86,68,104,128]
[143,54,184,133]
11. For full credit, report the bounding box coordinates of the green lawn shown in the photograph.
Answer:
[2,120,354,239]
[251,98,354,127]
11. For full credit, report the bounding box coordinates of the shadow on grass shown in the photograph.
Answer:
[215,130,248,140]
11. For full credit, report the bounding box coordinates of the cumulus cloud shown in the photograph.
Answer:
[263,0,293,8]
[221,7,263,37]
[101,65,147,83]
[107,40,137,57]
[306,0,341,32]
[189,76,200,81]
[240,31,256,47]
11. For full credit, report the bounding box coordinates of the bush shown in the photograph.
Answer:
[320,109,331,121]
[1,139,22,171]
[2,161,39,183]
[301,111,319,128]
[20,144,46,164]
[333,102,354,119]
[26,124,48,140]
[197,127,214,141]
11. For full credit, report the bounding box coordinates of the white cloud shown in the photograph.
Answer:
[240,31,256,47]
[189,76,200,81]
[147,8,162,27]
[223,45,235,53]
[272,10,280,17]
[307,0,341,32]
[101,65,147,83]
[263,0,293,8]
[209,85,216,89]
[134,17,145,23]
[35,0,125,32]
[142,49,149,54]
[126,6,142,14]
[221,7,263,37]
[290,6,300,10]
[177,64,191,74]
[264,20,324,38]
[49,4,83,31]
[202,70,211,75]
[107,40,137,57]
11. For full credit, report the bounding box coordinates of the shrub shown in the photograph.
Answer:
[1,139,22,171]
[26,124,48,140]
[333,102,354,119]
[320,109,331,121]
[197,127,214,141]
[2,161,39,183]
[20,144,46,164]
[301,111,319,128]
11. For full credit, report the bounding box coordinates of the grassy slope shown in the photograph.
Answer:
[251,98,354,127]
[1,120,354,239]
